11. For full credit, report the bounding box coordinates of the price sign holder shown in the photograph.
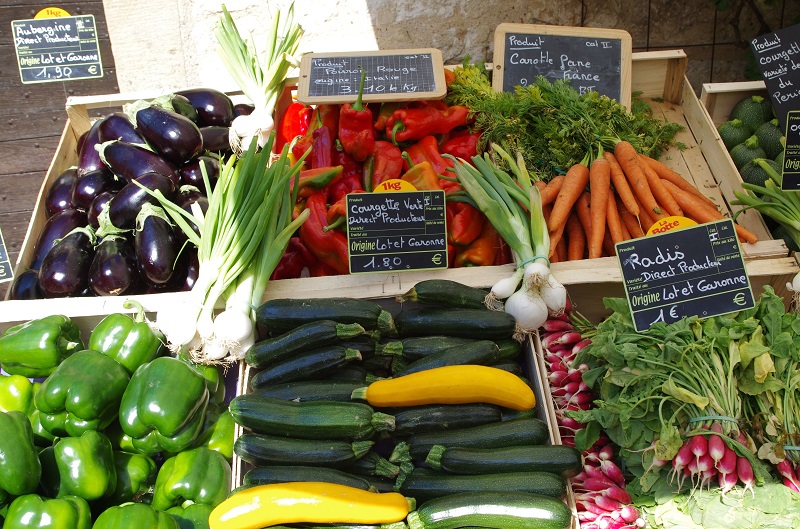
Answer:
[616,219,754,332]
[346,190,448,274]
[782,110,800,190]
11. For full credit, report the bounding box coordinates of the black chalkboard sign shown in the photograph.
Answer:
[11,15,103,84]
[297,49,446,104]
[0,228,14,284]
[750,22,800,131]
[616,219,754,332]
[783,110,800,189]
[493,23,632,109]
[346,191,448,274]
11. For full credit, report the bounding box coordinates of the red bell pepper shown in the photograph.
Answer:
[292,104,340,164]
[327,147,364,204]
[373,102,405,132]
[363,141,403,191]
[400,160,442,191]
[446,201,484,247]
[276,102,311,153]
[299,191,350,275]
[403,135,452,176]
[386,102,471,143]
[440,131,481,160]
[338,69,375,162]
[310,125,334,169]
[290,165,343,199]
[454,221,502,267]
[270,237,316,280]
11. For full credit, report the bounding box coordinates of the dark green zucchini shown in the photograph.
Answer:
[269,522,407,529]
[344,451,400,478]
[406,491,572,529]
[407,417,549,460]
[243,465,374,490]
[252,379,366,402]
[495,337,523,360]
[425,444,582,477]
[256,297,395,336]
[392,336,475,360]
[394,307,516,339]
[363,354,395,374]
[327,363,369,382]
[244,320,366,369]
[338,334,384,359]
[229,394,394,440]
[396,279,488,309]
[490,361,524,376]
[392,403,503,437]
[234,433,373,468]
[249,345,361,389]
[394,339,502,376]
[400,467,566,502]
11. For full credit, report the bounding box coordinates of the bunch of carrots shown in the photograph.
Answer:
[537,139,760,262]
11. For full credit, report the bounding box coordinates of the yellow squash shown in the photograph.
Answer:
[208,481,413,529]
[363,364,536,410]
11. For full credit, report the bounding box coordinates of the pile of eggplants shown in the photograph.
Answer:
[9,88,252,300]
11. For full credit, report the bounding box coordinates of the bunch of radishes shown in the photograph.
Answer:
[541,310,645,529]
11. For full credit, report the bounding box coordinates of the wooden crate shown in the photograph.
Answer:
[700,80,768,126]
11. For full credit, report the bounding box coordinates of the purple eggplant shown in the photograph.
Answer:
[179,155,219,194]
[200,126,231,154]
[38,226,96,298]
[176,88,235,127]
[99,172,176,235]
[87,191,115,229]
[89,235,143,296]
[134,204,180,288]
[72,169,125,212]
[234,103,255,117]
[178,246,200,291]
[30,209,88,269]
[45,168,79,217]
[77,119,113,179]
[97,112,147,144]
[98,140,179,186]
[176,186,209,237]
[171,94,199,123]
[8,270,43,300]
[135,106,203,165]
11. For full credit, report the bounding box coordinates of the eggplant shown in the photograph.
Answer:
[76,119,113,179]
[30,209,87,269]
[176,185,209,237]
[176,88,235,127]
[179,155,219,194]
[179,245,200,291]
[8,270,43,300]
[98,172,176,235]
[45,167,79,217]
[98,140,179,186]
[87,191,115,230]
[234,103,255,117]
[171,94,199,123]
[97,112,147,144]
[134,204,180,288]
[200,126,231,154]
[89,235,143,296]
[38,226,96,298]
[72,169,125,212]
[135,106,203,165]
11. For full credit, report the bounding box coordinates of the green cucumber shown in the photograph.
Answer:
[244,320,366,369]
[243,465,375,491]
[252,379,367,402]
[234,433,373,468]
[407,417,549,460]
[400,467,566,502]
[406,491,572,529]
[249,345,362,389]
[392,403,503,437]
[425,444,582,477]
[345,451,401,478]
[256,297,395,336]
[394,307,516,340]
[394,339,502,376]
[229,394,394,440]
[396,279,488,309]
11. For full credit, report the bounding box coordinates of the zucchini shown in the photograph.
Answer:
[490,361,524,376]
[244,320,366,369]
[249,345,362,389]
[269,525,406,529]
[406,491,571,529]
[396,279,488,309]
[252,379,366,402]
[244,465,375,491]
[495,337,522,360]
[328,363,370,382]
[256,297,395,336]
[394,307,516,340]
[394,339,501,376]
[400,467,566,502]
[234,433,373,468]
[406,417,549,460]
[345,451,401,478]
[229,394,394,440]
[425,444,582,477]
[392,336,475,360]
[392,403,503,436]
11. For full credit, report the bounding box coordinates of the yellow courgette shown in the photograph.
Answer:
[353,365,536,410]
[208,481,413,529]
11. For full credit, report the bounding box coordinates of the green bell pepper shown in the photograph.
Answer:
[107,450,157,505]
[178,354,225,405]
[0,315,83,377]
[34,349,130,438]
[93,502,180,529]
[28,409,56,447]
[0,411,41,505]
[0,375,40,415]
[39,430,116,501]
[167,503,212,529]
[193,404,234,461]
[119,356,210,455]
[3,494,91,529]
[150,447,231,511]
[88,300,166,375]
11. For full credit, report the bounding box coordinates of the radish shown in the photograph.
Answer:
[542,318,574,332]
[716,445,737,475]
[707,434,726,465]
[737,455,756,497]
[669,440,693,488]
[688,434,708,466]
[718,469,739,493]
[776,459,800,490]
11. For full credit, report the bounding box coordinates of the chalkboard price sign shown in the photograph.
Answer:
[0,228,14,284]
[616,219,754,332]
[346,191,448,274]
[298,49,446,104]
[12,15,103,85]
[750,22,800,131]
[783,110,800,190]
[493,23,632,109]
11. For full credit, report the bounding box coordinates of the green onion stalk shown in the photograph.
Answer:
[445,144,566,339]
[214,2,303,154]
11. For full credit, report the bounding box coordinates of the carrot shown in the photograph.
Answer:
[639,154,683,217]
[661,180,759,244]
[548,221,568,259]
[547,162,590,233]
[588,157,611,259]
[606,189,626,244]
[575,191,593,247]
[602,227,616,256]
[566,211,585,260]
[641,155,717,207]
[604,151,639,217]
[613,141,665,221]
[554,234,568,263]
[617,195,645,238]
[539,174,565,207]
